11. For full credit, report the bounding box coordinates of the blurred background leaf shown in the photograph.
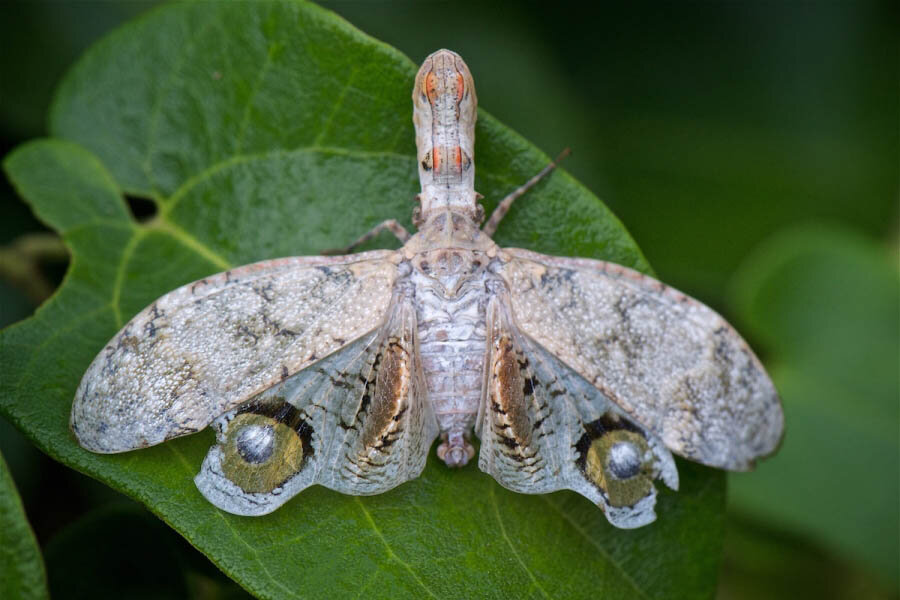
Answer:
[0,1,896,599]
[44,503,252,600]
[0,450,48,600]
[727,225,899,585]
[44,503,191,600]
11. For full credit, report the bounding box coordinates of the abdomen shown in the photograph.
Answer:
[415,278,486,435]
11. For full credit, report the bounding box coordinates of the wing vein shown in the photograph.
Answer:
[318,328,383,479]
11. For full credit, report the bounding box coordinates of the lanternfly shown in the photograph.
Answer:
[71,50,783,529]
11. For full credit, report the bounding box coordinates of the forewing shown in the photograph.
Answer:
[496,249,783,470]
[72,250,399,453]
[477,295,678,529]
[195,297,438,515]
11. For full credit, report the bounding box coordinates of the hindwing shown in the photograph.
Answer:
[478,294,678,528]
[195,297,438,515]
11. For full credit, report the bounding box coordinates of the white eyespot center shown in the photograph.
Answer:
[607,441,641,479]
[236,424,275,464]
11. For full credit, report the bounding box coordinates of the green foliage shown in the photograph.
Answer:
[43,505,191,600]
[323,2,898,304]
[728,225,900,586]
[0,451,48,600]
[719,515,898,600]
[0,1,725,598]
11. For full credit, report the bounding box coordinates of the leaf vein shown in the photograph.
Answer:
[354,497,439,599]
[167,445,305,600]
[110,228,147,328]
[489,485,552,600]
[538,496,652,600]
[312,65,360,146]
[234,39,279,153]
[142,12,217,196]
[160,145,411,218]
[147,219,232,271]
[214,510,302,599]
[354,567,382,600]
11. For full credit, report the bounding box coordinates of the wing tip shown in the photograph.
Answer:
[70,417,154,454]
[69,399,173,454]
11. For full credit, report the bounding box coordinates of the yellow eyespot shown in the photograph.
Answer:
[583,428,653,508]
[220,412,306,494]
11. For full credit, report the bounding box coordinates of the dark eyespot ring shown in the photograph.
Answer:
[575,414,654,507]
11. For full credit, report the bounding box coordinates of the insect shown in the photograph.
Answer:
[71,49,783,528]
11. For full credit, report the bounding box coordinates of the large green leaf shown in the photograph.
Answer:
[0,2,725,598]
[0,451,48,600]
[727,225,899,585]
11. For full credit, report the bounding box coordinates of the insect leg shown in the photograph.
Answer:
[482,148,571,237]
[321,219,411,255]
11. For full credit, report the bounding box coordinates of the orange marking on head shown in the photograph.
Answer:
[453,146,462,171]
[456,73,465,102]
[425,71,438,103]
[432,147,441,171]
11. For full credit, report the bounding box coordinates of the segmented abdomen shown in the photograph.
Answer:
[414,278,486,435]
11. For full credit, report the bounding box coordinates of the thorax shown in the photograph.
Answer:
[400,210,498,333]
[399,211,498,425]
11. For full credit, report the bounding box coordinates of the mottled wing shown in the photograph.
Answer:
[72,250,399,453]
[495,249,783,470]
[195,297,438,515]
[477,295,678,529]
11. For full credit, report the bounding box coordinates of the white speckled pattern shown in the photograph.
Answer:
[71,49,782,528]
[497,249,783,471]
[72,252,398,453]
